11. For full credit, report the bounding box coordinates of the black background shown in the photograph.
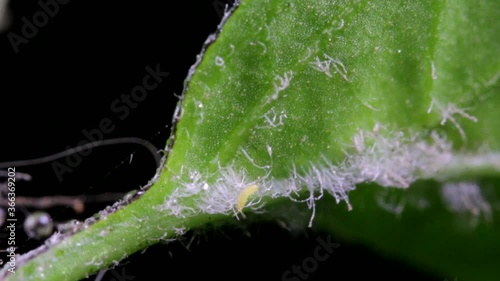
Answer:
[0,1,447,280]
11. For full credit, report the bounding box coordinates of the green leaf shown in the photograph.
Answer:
[3,0,499,280]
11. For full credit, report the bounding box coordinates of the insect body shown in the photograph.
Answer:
[236,184,259,213]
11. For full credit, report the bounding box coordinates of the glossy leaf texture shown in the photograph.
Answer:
[166,0,500,280]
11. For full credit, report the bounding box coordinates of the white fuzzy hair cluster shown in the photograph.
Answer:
[157,125,500,226]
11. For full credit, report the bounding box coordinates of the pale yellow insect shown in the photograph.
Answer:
[236,184,259,213]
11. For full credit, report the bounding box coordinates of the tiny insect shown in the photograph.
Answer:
[236,184,259,213]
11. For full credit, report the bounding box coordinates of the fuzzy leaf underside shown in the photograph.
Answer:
[3,0,499,280]
[156,1,500,280]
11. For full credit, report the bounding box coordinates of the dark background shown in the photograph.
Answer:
[0,1,448,280]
